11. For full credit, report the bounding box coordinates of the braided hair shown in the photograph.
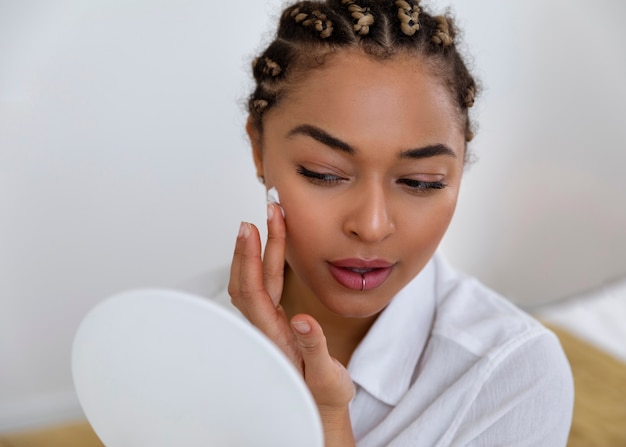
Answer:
[248,0,478,146]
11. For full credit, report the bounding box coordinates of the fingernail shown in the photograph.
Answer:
[292,320,311,334]
[267,203,274,221]
[238,222,251,238]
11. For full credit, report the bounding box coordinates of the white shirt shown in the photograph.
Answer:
[185,254,574,446]
[347,255,573,446]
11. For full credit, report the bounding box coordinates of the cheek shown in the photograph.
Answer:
[430,193,458,226]
[399,194,458,247]
[281,190,333,244]
[281,197,332,278]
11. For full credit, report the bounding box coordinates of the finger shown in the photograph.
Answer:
[229,222,284,335]
[263,202,286,307]
[228,222,266,311]
[291,315,355,407]
[291,315,333,374]
[227,221,250,303]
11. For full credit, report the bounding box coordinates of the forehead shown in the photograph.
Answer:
[265,50,464,153]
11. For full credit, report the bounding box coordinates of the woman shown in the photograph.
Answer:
[228,1,574,445]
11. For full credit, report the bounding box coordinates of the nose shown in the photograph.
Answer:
[343,183,396,243]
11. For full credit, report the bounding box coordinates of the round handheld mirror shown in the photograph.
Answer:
[72,289,323,447]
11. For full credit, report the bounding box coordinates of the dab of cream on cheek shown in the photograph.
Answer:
[267,187,285,218]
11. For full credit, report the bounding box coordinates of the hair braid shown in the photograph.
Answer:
[248,0,480,146]
[341,0,376,36]
[253,56,282,79]
[464,85,476,108]
[431,15,454,46]
[295,8,334,38]
[395,0,420,36]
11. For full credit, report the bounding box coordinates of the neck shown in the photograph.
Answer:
[281,266,378,367]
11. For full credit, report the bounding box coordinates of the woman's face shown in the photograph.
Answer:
[250,51,466,319]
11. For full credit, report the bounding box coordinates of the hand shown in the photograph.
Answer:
[229,203,355,444]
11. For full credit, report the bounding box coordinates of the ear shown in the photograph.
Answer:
[246,116,264,179]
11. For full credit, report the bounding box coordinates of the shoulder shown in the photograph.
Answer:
[428,254,572,387]
[351,256,573,445]
[431,254,554,359]
[425,255,574,445]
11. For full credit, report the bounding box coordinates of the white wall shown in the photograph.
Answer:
[1,0,625,432]
[438,0,626,304]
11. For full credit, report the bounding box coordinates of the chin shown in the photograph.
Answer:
[314,283,399,319]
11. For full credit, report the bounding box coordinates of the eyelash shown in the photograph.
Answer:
[398,179,447,191]
[297,166,447,192]
[297,166,345,185]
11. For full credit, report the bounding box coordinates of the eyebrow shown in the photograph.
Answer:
[287,124,354,154]
[286,124,456,159]
[399,144,456,159]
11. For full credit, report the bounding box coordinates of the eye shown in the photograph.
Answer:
[398,178,447,193]
[297,166,346,186]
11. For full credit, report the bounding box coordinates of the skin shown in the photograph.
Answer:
[229,50,466,446]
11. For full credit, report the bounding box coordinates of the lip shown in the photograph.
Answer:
[327,258,395,291]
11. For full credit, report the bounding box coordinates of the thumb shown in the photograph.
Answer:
[291,315,354,408]
[291,315,332,371]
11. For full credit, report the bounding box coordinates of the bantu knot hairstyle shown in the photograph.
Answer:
[248,0,479,145]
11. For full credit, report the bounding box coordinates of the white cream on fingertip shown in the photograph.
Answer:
[267,187,280,204]
[266,186,285,218]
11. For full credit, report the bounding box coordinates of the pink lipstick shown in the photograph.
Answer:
[328,259,394,291]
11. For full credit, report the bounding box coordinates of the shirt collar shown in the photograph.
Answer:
[347,257,436,406]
